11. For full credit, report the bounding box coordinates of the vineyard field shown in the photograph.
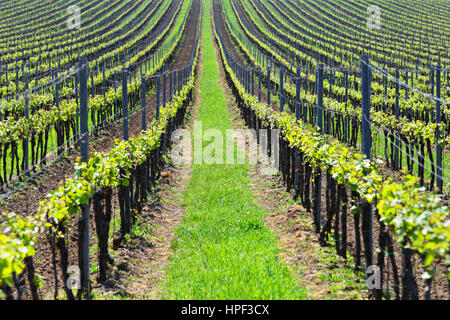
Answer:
[0,0,448,304]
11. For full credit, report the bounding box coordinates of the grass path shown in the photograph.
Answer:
[161,0,307,299]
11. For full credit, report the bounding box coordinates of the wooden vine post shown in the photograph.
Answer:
[394,68,400,171]
[360,54,374,284]
[344,70,349,143]
[141,73,147,131]
[122,67,131,235]
[24,75,29,176]
[436,64,443,193]
[114,71,118,120]
[122,68,129,141]
[316,64,324,131]
[141,73,148,196]
[294,68,301,200]
[313,64,324,234]
[78,57,90,300]
[279,65,284,113]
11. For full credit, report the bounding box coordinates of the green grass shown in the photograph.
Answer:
[161,1,306,300]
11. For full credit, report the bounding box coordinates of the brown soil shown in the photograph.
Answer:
[90,161,192,299]
[249,163,368,299]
